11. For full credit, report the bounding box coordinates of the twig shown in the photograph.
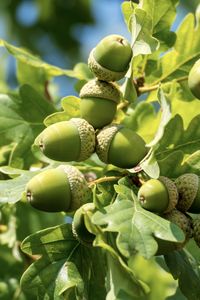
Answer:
[138,75,188,94]
[88,176,123,187]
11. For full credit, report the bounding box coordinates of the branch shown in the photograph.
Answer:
[138,75,188,94]
[88,175,123,187]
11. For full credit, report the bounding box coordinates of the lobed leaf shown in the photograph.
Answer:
[0,85,55,168]
[44,96,81,126]
[92,185,184,259]
[146,14,200,85]
[156,114,200,177]
[165,250,200,300]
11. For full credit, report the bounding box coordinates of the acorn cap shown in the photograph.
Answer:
[164,209,193,242]
[96,124,123,163]
[88,49,127,82]
[79,79,121,104]
[96,124,147,168]
[188,177,200,213]
[36,118,95,162]
[159,176,178,213]
[175,173,199,212]
[70,118,96,161]
[58,165,92,211]
[192,218,200,247]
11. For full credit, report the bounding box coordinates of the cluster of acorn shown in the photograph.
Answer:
[137,173,200,252]
[25,35,200,253]
[26,34,148,238]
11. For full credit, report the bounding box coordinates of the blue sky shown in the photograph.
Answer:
[0,1,193,96]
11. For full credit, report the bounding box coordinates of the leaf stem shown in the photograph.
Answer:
[88,175,123,187]
[138,75,188,94]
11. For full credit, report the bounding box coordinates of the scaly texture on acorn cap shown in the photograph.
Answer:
[175,173,199,212]
[159,176,178,213]
[79,79,121,104]
[192,218,200,247]
[164,209,193,242]
[69,118,96,161]
[58,165,91,211]
[96,124,123,163]
[88,48,127,82]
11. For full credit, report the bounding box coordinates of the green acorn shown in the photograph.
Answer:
[138,177,178,214]
[188,59,200,99]
[175,173,200,213]
[35,118,95,162]
[96,124,147,169]
[72,203,95,246]
[192,218,200,247]
[88,34,132,82]
[26,165,91,212]
[155,209,193,255]
[79,79,121,129]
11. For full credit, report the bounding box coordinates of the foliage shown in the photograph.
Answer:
[0,1,200,299]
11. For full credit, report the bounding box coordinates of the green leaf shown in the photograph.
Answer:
[155,114,200,177]
[128,254,178,300]
[146,13,200,85]
[0,40,93,82]
[21,223,78,259]
[141,0,178,49]
[0,85,55,168]
[130,9,159,56]
[44,96,81,126]
[21,223,107,299]
[92,230,149,298]
[92,185,184,259]
[106,252,147,300]
[165,250,200,300]
[120,77,137,104]
[0,167,41,204]
[123,101,160,144]
[140,151,160,179]
[21,257,84,300]
[17,60,48,97]
[147,88,171,148]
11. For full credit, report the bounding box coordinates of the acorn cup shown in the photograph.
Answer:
[192,218,200,247]
[175,173,200,213]
[96,124,147,169]
[79,79,121,129]
[26,165,92,212]
[35,118,96,162]
[72,203,95,246]
[155,209,193,255]
[188,58,200,99]
[138,177,178,214]
[88,34,133,82]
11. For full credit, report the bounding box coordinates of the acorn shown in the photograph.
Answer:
[35,118,95,162]
[155,209,193,255]
[72,203,95,246]
[188,59,200,99]
[192,218,200,247]
[138,177,178,214]
[79,79,121,129]
[88,34,132,82]
[175,173,200,213]
[26,165,91,212]
[96,124,147,169]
